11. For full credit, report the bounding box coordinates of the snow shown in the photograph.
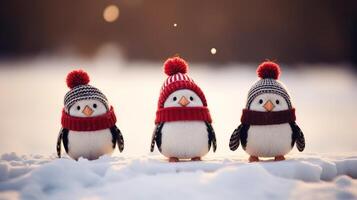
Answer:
[0,56,356,157]
[0,55,356,199]
[0,153,356,199]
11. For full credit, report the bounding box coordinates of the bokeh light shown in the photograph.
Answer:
[103,5,120,23]
[210,48,217,55]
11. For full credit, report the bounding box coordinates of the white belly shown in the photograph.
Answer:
[245,123,292,157]
[161,121,209,159]
[67,129,114,160]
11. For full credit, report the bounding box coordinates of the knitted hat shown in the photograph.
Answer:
[246,61,292,109]
[157,57,207,108]
[64,70,108,111]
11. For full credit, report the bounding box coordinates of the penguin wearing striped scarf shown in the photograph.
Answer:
[150,57,217,162]
[56,70,124,160]
[229,61,305,162]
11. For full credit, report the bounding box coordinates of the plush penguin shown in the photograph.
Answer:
[56,70,124,160]
[229,61,305,162]
[150,57,217,162]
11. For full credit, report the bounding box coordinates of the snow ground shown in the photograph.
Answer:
[0,153,357,200]
[0,54,356,199]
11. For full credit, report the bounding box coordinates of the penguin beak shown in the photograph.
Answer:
[263,100,275,112]
[82,105,94,116]
[178,96,190,107]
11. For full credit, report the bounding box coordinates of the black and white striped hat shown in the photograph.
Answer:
[246,61,292,109]
[64,70,108,111]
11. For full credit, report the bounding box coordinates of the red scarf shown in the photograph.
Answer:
[61,106,117,131]
[241,108,296,125]
[155,107,212,124]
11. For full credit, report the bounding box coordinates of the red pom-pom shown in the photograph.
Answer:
[66,69,90,89]
[163,57,188,76]
[257,61,281,79]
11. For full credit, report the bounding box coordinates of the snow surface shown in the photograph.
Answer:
[0,153,357,200]
[0,53,356,199]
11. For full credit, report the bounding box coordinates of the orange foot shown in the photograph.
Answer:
[169,157,179,162]
[274,155,285,161]
[249,156,259,162]
[191,157,201,161]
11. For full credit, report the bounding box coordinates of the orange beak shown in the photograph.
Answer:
[178,96,190,107]
[82,105,94,116]
[263,100,275,112]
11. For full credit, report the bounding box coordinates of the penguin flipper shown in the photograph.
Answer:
[205,122,217,152]
[57,128,69,158]
[150,123,164,152]
[110,125,124,153]
[56,129,63,158]
[290,122,305,152]
[229,124,249,151]
[62,129,69,153]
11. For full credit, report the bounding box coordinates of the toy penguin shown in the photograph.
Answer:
[229,61,305,162]
[56,70,124,160]
[150,57,217,162]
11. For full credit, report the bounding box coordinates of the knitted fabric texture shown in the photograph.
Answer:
[156,57,211,123]
[158,79,207,108]
[64,84,109,110]
[246,61,292,109]
[64,70,109,110]
[61,106,116,131]
[246,79,291,109]
[155,107,212,124]
[241,108,296,125]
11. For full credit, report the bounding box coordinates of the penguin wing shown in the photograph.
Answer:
[229,124,249,151]
[57,128,69,158]
[205,122,217,152]
[110,125,124,152]
[290,122,305,152]
[150,123,164,152]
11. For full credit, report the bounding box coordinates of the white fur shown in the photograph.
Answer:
[161,121,209,159]
[69,99,107,117]
[245,123,293,157]
[164,89,203,107]
[67,129,114,160]
[160,89,209,159]
[246,93,292,157]
[249,93,289,111]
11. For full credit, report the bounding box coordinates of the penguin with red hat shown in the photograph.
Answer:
[150,57,217,162]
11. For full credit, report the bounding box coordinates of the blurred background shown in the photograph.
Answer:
[0,0,356,157]
[1,0,357,63]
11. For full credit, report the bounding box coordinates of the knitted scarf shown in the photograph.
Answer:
[61,106,117,131]
[155,107,212,124]
[241,108,296,125]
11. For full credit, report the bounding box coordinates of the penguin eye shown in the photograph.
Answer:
[173,97,177,101]
[190,96,194,101]
[276,100,280,104]
[76,106,81,111]
[93,103,97,108]
[258,99,263,104]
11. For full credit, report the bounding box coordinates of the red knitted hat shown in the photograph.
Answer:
[157,57,207,109]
